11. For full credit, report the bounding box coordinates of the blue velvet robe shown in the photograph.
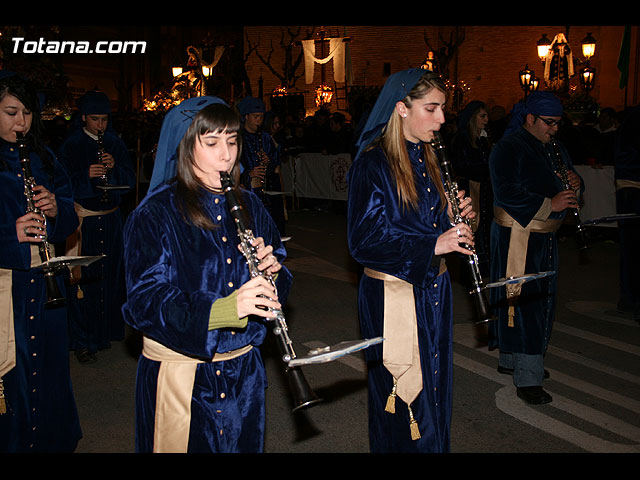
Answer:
[0,139,81,452]
[347,141,453,453]
[240,129,285,234]
[122,183,292,453]
[614,105,640,314]
[58,129,136,352]
[451,130,493,276]
[488,127,581,355]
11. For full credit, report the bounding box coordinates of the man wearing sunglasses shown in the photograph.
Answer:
[487,91,583,405]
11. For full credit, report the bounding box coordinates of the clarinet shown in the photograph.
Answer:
[97,130,110,203]
[430,131,494,323]
[97,130,106,182]
[219,171,322,412]
[551,139,589,250]
[248,131,270,201]
[16,132,65,308]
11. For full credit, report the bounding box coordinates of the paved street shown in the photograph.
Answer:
[69,205,640,454]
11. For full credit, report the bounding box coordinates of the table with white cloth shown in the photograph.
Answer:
[575,165,617,227]
[281,153,352,201]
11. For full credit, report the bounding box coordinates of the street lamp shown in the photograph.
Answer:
[315,84,334,107]
[580,65,596,93]
[537,33,552,61]
[581,32,597,60]
[519,64,538,98]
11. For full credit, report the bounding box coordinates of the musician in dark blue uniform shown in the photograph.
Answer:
[237,96,286,235]
[614,104,640,322]
[58,91,136,363]
[488,92,583,404]
[451,100,494,276]
[347,69,475,452]
[122,97,290,452]
[0,71,81,452]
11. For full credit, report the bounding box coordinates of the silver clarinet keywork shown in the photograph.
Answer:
[431,131,495,324]
[220,171,322,413]
[96,129,111,203]
[249,130,269,200]
[16,132,66,308]
[550,139,589,250]
[97,129,107,184]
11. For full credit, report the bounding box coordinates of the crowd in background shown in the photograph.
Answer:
[31,99,637,228]
[38,99,634,183]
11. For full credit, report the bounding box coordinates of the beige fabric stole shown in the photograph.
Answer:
[64,203,117,294]
[142,336,252,453]
[615,179,640,190]
[364,259,447,440]
[493,206,562,326]
[0,268,15,414]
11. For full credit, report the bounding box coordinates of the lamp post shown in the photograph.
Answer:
[314,26,334,108]
[536,30,597,93]
[579,32,597,94]
[581,32,597,60]
[580,65,596,94]
[519,64,539,99]
[537,33,552,62]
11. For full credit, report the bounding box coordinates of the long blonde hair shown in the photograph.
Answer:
[380,72,447,213]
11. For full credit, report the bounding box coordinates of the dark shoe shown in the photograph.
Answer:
[517,386,552,404]
[497,365,550,379]
[75,348,97,364]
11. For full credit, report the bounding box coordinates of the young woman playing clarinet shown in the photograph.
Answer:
[122,96,290,453]
[0,71,81,452]
[347,69,475,453]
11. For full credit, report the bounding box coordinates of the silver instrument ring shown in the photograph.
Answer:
[456,228,461,237]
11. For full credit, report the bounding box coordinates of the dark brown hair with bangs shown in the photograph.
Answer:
[175,103,243,230]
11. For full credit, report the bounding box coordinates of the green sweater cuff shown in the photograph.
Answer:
[208,290,248,330]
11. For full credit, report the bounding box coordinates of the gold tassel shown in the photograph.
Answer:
[69,270,84,299]
[408,405,421,440]
[0,379,6,415]
[508,305,515,327]
[385,379,398,414]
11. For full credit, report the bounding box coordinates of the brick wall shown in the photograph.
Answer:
[245,25,638,119]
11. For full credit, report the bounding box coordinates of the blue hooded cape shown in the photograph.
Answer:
[148,96,229,193]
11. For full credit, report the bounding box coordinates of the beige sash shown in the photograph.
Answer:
[0,267,13,414]
[0,269,15,380]
[64,203,117,293]
[364,259,447,440]
[493,206,562,298]
[142,336,253,453]
[493,206,562,326]
[616,179,640,190]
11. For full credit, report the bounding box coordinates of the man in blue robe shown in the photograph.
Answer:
[488,91,583,404]
[58,91,136,363]
[238,96,286,234]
